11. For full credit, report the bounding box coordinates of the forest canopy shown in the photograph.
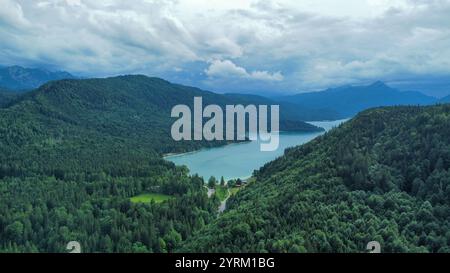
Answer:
[181,105,450,253]
[1,75,449,253]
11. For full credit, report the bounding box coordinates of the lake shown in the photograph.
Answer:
[165,119,347,181]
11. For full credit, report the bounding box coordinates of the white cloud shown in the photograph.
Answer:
[205,60,248,78]
[0,0,30,28]
[205,59,283,81]
[0,0,449,95]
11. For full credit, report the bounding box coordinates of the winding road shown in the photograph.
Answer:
[204,186,231,213]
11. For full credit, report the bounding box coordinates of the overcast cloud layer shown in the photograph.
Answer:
[1,0,450,96]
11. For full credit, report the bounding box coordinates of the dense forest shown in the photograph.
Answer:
[182,105,450,253]
[0,76,228,252]
[1,75,449,253]
[0,166,220,252]
[0,89,16,107]
[0,75,321,252]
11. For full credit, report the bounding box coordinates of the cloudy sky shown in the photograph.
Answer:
[1,0,450,96]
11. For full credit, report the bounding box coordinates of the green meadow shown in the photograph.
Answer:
[215,186,229,202]
[130,193,173,204]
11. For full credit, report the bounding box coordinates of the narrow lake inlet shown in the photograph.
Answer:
[165,119,347,181]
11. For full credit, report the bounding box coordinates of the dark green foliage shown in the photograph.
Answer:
[2,73,447,253]
[0,170,217,253]
[208,177,217,189]
[0,74,318,252]
[0,75,231,252]
[181,105,450,253]
[0,90,17,107]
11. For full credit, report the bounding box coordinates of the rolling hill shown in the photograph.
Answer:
[277,81,437,119]
[3,74,448,253]
[0,75,325,177]
[0,75,250,252]
[0,65,75,91]
[0,74,327,252]
[182,104,450,253]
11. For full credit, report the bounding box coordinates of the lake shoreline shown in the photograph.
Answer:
[163,129,327,159]
[163,141,246,159]
[165,119,349,180]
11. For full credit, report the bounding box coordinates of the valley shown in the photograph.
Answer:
[165,119,347,181]
[1,0,450,260]
[0,73,448,253]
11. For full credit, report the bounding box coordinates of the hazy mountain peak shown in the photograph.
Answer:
[277,81,436,118]
[369,80,389,89]
[0,65,75,91]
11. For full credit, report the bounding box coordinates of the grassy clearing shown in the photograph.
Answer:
[130,193,173,204]
[229,187,240,196]
[215,186,229,202]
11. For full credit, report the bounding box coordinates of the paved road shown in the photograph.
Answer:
[205,186,215,198]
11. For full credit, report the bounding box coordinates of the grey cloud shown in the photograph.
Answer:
[0,0,449,95]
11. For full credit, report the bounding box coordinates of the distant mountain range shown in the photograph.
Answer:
[276,81,438,119]
[440,95,450,103]
[2,65,448,121]
[225,93,340,121]
[0,65,75,91]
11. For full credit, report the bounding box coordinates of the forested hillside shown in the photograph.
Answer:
[0,75,321,252]
[0,90,16,107]
[0,75,322,176]
[3,75,448,253]
[0,76,224,252]
[182,105,450,253]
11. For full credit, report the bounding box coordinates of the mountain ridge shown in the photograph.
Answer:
[276,81,437,118]
[0,75,323,175]
[13,75,324,132]
[0,65,76,91]
[440,95,450,103]
[182,104,450,253]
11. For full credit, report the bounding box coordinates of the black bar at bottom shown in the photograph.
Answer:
[0,253,445,272]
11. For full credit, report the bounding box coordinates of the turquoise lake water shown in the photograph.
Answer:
[165,119,347,181]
